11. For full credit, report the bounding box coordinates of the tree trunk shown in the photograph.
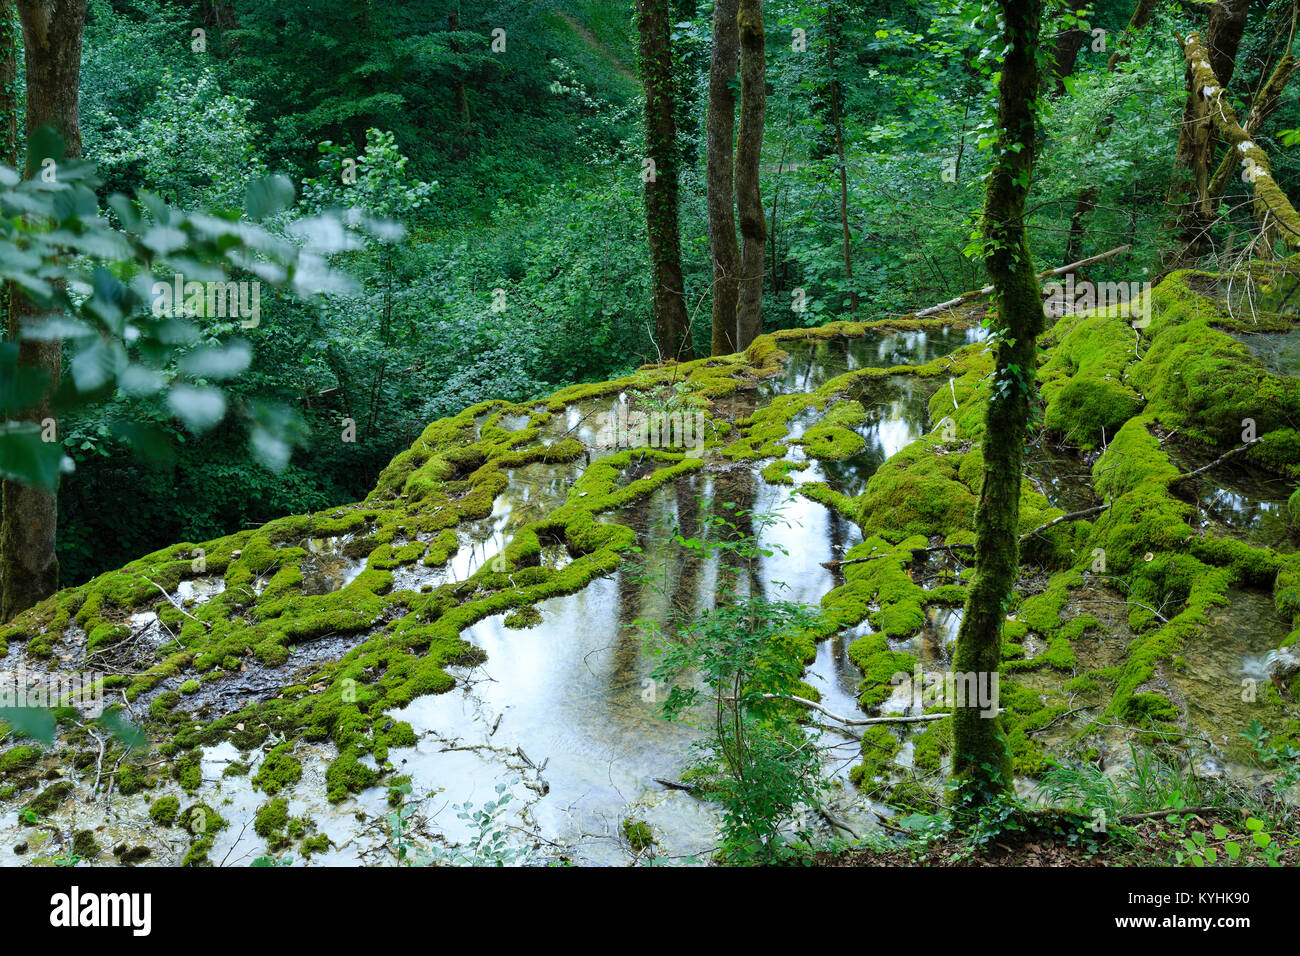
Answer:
[635,0,693,362]
[1206,0,1252,88]
[951,0,1043,809]
[448,8,471,138]
[1107,0,1159,71]
[706,0,740,355]
[826,3,857,316]
[734,0,766,349]
[1166,0,1252,263]
[1048,26,1088,94]
[1063,0,1159,266]
[0,1,15,166]
[1182,30,1300,254]
[1,0,86,623]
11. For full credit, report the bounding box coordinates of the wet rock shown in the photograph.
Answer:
[1267,648,1300,691]
[113,845,152,865]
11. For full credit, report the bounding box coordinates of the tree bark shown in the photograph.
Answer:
[734,0,766,350]
[0,1,15,167]
[1205,0,1252,87]
[706,0,741,355]
[1183,31,1300,254]
[826,2,857,316]
[1166,0,1252,263]
[635,0,693,362]
[951,0,1043,808]
[1,0,86,622]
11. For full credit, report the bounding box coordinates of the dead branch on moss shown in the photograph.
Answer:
[1167,436,1263,491]
[823,502,1112,569]
[912,245,1132,318]
[754,692,1003,725]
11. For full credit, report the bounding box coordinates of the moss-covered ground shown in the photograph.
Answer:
[2,267,1298,858]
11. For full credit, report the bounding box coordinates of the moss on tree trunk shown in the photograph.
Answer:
[706,0,741,356]
[635,0,693,362]
[950,0,1043,807]
[1,0,86,622]
[734,0,766,350]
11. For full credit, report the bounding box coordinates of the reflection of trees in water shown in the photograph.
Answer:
[612,473,712,709]
[817,377,935,495]
[713,466,763,605]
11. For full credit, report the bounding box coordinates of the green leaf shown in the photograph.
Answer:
[97,708,148,750]
[167,385,226,431]
[0,706,56,743]
[0,423,67,489]
[245,175,295,220]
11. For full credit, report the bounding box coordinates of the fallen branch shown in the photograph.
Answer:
[818,808,860,840]
[1168,437,1262,490]
[825,502,1111,569]
[757,693,1003,725]
[1025,705,1097,736]
[1118,806,1234,823]
[913,245,1132,318]
[145,578,211,631]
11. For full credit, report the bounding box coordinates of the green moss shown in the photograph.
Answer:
[1039,312,1143,449]
[254,797,290,839]
[115,763,149,795]
[1135,273,1300,472]
[179,679,200,694]
[325,747,377,803]
[848,725,902,790]
[622,818,654,851]
[252,743,303,796]
[798,399,867,461]
[174,750,202,792]
[72,829,101,860]
[0,745,42,776]
[181,838,212,867]
[180,802,227,837]
[300,833,331,858]
[23,781,72,816]
[911,718,951,773]
[503,605,543,629]
[149,795,180,826]
[847,631,916,709]
[1120,692,1181,725]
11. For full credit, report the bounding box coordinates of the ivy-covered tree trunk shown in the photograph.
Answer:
[707,0,741,356]
[0,1,14,166]
[635,0,693,362]
[734,0,766,349]
[950,0,1043,809]
[1,0,86,622]
[0,1,13,615]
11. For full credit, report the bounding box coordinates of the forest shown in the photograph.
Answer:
[0,0,1297,882]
